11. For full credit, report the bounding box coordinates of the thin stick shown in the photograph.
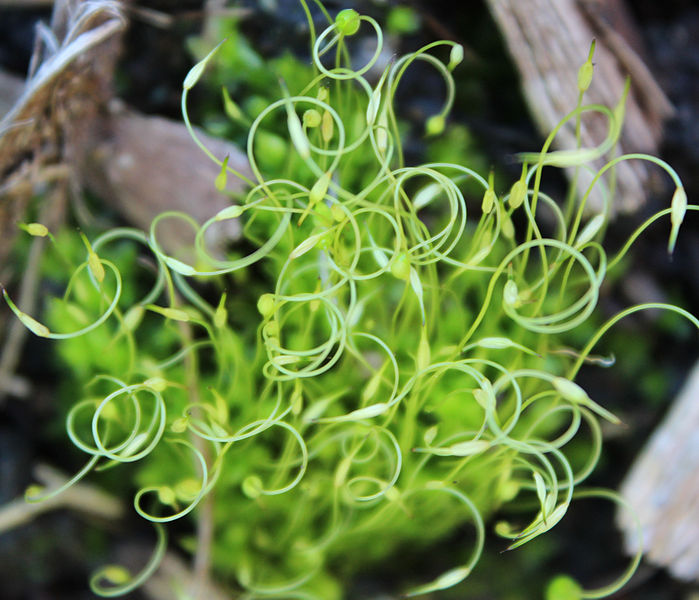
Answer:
[0,463,123,534]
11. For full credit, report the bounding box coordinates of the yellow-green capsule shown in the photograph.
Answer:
[20,311,51,337]
[215,204,245,220]
[366,66,389,126]
[668,185,687,254]
[423,425,438,445]
[80,232,105,284]
[335,8,361,36]
[577,40,596,93]
[552,376,621,424]
[100,401,120,422]
[242,475,263,499]
[257,293,275,318]
[343,402,389,420]
[577,60,593,93]
[290,230,328,259]
[287,105,309,159]
[508,180,526,210]
[546,575,583,600]
[501,210,515,239]
[263,320,279,338]
[508,164,528,209]
[24,484,44,501]
[482,171,496,214]
[361,368,383,402]
[448,44,464,71]
[123,305,144,332]
[447,439,490,456]
[100,566,132,585]
[472,388,494,412]
[552,377,589,404]
[157,486,176,506]
[303,109,321,128]
[147,305,191,322]
[175,478,200,501]
[321,110,334,143]
[162,255,198,276]
[144,377,168,392]
[311,172,331,204]
[425,114,445,136]
[3,289,50,337]
[533,471,547,509]
[413,181,441,211]
[416,327,431,371]
[406,566,471,596]
[299,171,332,226]
[576,214,605,247]
[214,292,228,329]
[22,222,49,237]
[215,155,229,191]
[331,203,345,222]
[171,417,189,433]
[613,77,631,137]
[384,485,401,503]
[334,456,352,488]
[184,40,226,90]
[390,253,410,280]
[222,86,245,123]
[503,280,520,307]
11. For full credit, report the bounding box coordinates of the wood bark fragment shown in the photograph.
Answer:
[484,1,698,583]
[618,361,699,582]
[484,0,673,214]
[0,0,125,264]
[0,71,25,116]
[0,0,251,265]
[79,103,249,255]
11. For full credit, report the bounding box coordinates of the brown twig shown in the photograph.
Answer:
[175,316,216,599]
[0,184,67,405]
[0,463,124,534]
